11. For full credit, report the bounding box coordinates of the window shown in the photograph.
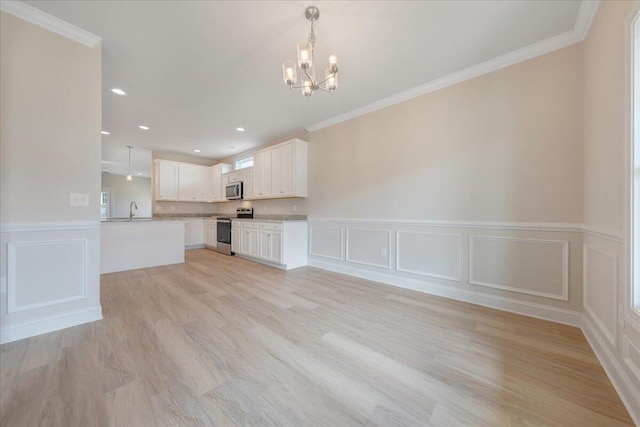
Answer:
[235,156,254,170]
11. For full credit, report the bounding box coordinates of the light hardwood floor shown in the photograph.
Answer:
[1,249,634,426]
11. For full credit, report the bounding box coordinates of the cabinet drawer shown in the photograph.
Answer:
[233,221,258,229]
[259,222,282,231]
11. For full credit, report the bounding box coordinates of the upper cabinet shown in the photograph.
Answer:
[210,163,232,202]
[153,160,179,201]
[253,150,272,199]
[154,139,307,203]
[154,159,215,203]
[253,139,307,200]
[178,164,210,202]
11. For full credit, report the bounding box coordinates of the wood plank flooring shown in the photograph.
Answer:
[0,249,634,426]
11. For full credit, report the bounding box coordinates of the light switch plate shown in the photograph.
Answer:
[69,193,89,206]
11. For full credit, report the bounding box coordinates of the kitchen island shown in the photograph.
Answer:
[100,219,185,274]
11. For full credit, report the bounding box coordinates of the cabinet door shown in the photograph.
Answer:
[190,219,205,245]
[240,228,251,255]
[242,168,253,200]
[231,228,241,252]
[253,150,272,198]
[155,160,179,200]
[272,143,295,197]
[207,222,217,246]
[259,230,283,264]
[270,232,283,264]
[192,167,210,201]
[249,230,259,257]
[211,166,222,201]
[178,165,195,201]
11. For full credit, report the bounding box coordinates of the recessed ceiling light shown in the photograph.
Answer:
[101,131,110,135]
[194,149,201,153]
[236,127,245,132]
[230,146,236,149]
[137,173,142,176]
[110,88,127,96]
[138,125,150,130]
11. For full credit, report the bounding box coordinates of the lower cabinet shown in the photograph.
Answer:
[240,228,259,257]
[231,227,241,253]
[231,220,307,270]
[206,220,217,247]
[185,218,206,249]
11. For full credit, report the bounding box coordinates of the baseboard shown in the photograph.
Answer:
[582,315,640,426]
[307,258,583,327]
[0,305,103,344]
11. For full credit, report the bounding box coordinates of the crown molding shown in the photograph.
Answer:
[0,1,101,47]
[306,0,601,133]
[574,0,601,41]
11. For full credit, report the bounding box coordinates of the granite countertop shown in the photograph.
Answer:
[210,214,307,223]
[102,214,307,223]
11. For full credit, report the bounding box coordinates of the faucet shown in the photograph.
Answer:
[129,201,138,220]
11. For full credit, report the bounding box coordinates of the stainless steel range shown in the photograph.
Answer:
[216,208,253,255]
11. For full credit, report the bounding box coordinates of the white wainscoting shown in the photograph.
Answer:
[396,231,460,281]
[583,244,618,346]
[345,228,392,269]
[309,226,343,260]
[7,239,87,313]
[469,236,569,301]
[308,219,583,326]
[0,221,102,344]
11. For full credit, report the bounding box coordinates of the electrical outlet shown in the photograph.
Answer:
[380,248,387,257]
[69,193,89,206]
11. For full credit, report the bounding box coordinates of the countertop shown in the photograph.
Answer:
[102,214,307,223]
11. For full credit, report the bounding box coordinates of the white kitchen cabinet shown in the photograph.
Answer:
[210,163,232,202]
[259,229,282,264]
[206,220,217,247]
[240,228,259,257]
[231,227,241,253]
[226,170,243,183]
[252,139,307,200]
[272,142,295,197]
[153,159,179,201]
[242,168,253,200]
[185,218,206,248]
[252,150,272,198]
[179,164,210,202]
[231,220,307,269]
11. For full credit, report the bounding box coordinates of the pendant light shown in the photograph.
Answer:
[126,145,133,181]
[282,6,338,99]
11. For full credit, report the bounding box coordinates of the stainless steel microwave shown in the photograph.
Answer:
[225,182,243,200]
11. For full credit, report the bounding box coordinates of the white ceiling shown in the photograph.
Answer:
[24,0,585,160]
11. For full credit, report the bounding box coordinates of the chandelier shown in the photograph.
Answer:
[282,6,338,99]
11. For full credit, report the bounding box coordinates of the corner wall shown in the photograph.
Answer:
[582,1,640,424]
[0,12,103,343]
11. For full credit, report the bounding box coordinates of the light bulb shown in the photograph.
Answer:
[126,174,133,181]
[329,55,337,65]
[282,60,297,86]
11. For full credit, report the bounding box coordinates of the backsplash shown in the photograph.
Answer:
[153,201,218,215]
[216,198,308,216]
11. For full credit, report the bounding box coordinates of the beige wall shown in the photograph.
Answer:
[307,44,584,223]
[583,1,632,234]
[0,13,102,222]
[0,12,103,343]
[582,1,640,421]
[101,174,152,218]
